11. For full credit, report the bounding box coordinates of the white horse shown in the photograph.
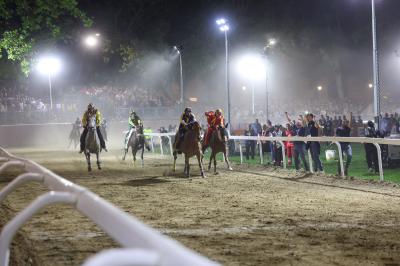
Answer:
[84,116,101,172]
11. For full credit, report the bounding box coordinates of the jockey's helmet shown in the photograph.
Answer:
[88,103,94,111]
[130,110,136,116]
[215,109,222,115]
[184,107,192,113]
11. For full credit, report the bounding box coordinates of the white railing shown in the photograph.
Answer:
[145,132,400,181]
[0,147,219,266]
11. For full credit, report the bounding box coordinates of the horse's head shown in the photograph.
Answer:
[87,115,97,130]
[191,121,201,137]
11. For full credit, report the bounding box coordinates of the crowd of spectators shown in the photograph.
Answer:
[0,85,177,124]
[74,85,175,108]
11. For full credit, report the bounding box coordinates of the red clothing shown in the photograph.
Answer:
[211,115,224,129]
[204,112,225,146]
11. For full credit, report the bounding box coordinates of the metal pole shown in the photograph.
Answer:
[48,73,53,110]
[225,31,231,132]
[252,82,255,115]
[265,61,269,121]
[371,0,381,125]
[179,53,184,111]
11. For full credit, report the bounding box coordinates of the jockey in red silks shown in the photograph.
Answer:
[203,109,225,152]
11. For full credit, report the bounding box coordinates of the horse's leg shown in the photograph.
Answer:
[173,151,177,172]
[122,146,127,161]
[213,152,218,174]
[132,148,136,166]
[197,153,205,178]
[224,149,233,171]
[185,155,190,178]
[96,152,101,170]
[86,153,92,172]
[140,146,144,168]
[208,151,214,171]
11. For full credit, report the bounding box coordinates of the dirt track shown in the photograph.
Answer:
[2,149,400,266]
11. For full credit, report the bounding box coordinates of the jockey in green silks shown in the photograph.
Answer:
[124,110,151,151]
[124,111,142,151]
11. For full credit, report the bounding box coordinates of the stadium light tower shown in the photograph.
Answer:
[263,38,276,120]
[174,45,184,111]
[37,56,62,110]
[237,54,266,115]
[216,18,231,131]
[371,0,380,124]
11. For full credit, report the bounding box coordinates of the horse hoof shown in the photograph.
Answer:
[88,167,92,172]
[228,167,233,171]
[98,166,102,170]
[214,172,219,175]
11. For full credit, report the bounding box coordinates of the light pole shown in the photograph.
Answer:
[371,0,381,124]
[37,56,62,110]
[174,46,184,111]
[237,54,266,116]
[263,38,276,121]
[216,18,231,131]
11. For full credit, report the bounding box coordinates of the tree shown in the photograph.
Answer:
[0,0,92,76]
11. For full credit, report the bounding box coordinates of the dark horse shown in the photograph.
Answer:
[204,124,233,174]
[84,116,101,172]
[122,125,145,167]
[173,121,205,178]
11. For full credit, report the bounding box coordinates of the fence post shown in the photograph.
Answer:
[259,140,263,164]
[0,161,25,175]
[0,173,43,203]
[0,192,76,266]
[278,141,286,169]
[307,144,314,173]
[238,141,243,164]
[167,136,173,156]
[334,141,345,177]
[150,136,154,153]
[159,136,164,155]
[373,143,384,181]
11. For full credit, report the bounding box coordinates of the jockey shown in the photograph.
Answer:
[203,109,225,151]
[80,103,107,153]
[124,110,142,150]
[124,110,151,151]
[176,107,196,149]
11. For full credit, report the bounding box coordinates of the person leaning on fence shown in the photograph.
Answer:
[285,112,309,171]
[364,120,379,173]
[306,113,324,172]
[244,124,257,160]
[336,119,352,176]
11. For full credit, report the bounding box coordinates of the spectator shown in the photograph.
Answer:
[244,124,257,160]
[336,119,352,176]
[285,112,309,171]
[251,119,262,136]
[364,121,379,173]
[306,113,324,172]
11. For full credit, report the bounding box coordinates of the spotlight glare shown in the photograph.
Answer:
[37,56,62,75]
[85,36,98,47]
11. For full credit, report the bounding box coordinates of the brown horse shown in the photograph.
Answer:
[204,125,233,174]
[173,121,205,178]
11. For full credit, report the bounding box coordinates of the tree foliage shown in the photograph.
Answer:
[0,0,92,75]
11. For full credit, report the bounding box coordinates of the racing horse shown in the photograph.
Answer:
[68,123,81,149]
[122,125,145,167]
[205,124,233,174]
[84,115,101,172]
[173,121,205,178]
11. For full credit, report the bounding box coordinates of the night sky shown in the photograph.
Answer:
[27,0,400,106]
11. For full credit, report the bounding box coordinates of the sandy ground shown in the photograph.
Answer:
[2,149,400,266]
